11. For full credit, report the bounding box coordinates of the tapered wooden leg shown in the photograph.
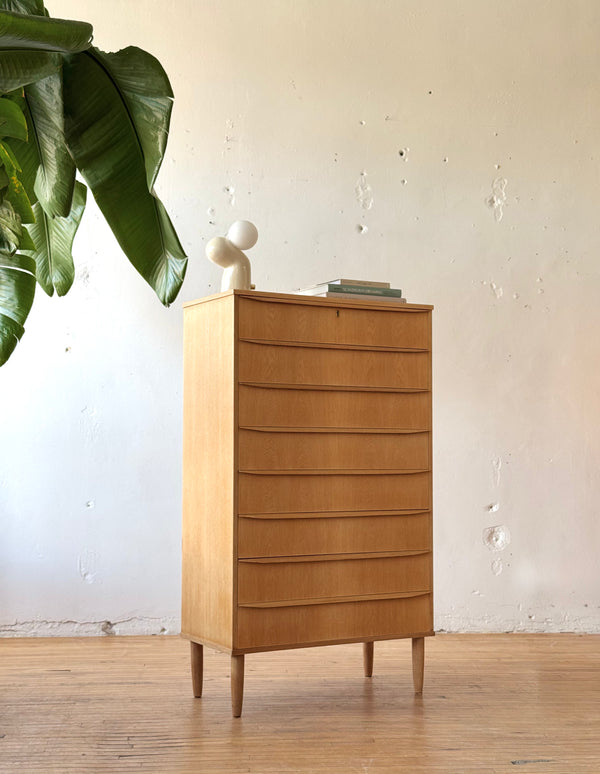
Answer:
[231,654,245,717]
[412,637,424,694]
[190,642,203,698]
[363,641,374,677]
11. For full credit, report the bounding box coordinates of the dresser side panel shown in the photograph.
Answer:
[182,296,235,650]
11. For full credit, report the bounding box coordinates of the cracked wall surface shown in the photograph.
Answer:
[1,0,599,635]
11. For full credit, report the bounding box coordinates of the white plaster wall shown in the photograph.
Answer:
[1,0,599,635]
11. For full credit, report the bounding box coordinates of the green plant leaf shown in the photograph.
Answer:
[0,246,35,365]
[24,72,75,216]
[0,196,21,250]
[4,91,39,199]
[0,49,60,91]
[0,1,46,15]
[94,47,173,191]
[63,48,187,306]
[0,137,34,221]
[23,179,86,296]
[0,10,92,53]
[0,93,27,139]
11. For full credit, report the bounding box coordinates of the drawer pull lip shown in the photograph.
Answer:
[237,291,432,311]
[239,590,431,609]
[239,381,429,394]
[239,337,429,354]
[239,549,431,564]
[239,509,430,520]
[239,425,430,434]
[239,468,430,476]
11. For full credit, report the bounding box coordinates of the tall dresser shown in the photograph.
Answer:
[182,290,433,716]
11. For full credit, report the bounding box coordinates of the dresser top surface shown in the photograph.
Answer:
[183,289,433,312]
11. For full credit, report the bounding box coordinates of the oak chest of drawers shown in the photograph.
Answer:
[182,290,433,715]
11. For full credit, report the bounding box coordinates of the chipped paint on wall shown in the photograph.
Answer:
[483,525,511,552]
[355,171,373,210]
[0,617,176,637]
[486,177,508,222]
[78,550,99,585]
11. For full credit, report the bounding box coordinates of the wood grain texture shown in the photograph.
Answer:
[412,636,425,694]
[190,641,203,697]
[238,552,431,604]
[182,295,236,649]
[182,292,433,707]
[363,640,374,677]
[236,593,433,650]
[2,634,598,772]
[238,470,431,514]
[238,294,431,349]
[231,654,244,718]
[239,427,430,471]
[238,384,431,429]
[239,341,430,389]
[238,510,432,558]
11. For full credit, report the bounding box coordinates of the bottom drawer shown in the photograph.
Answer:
[236,592,432,650]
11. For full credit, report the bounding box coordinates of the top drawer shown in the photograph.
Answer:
[238,297,431,350]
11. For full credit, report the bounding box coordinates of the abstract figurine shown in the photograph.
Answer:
[206,220,258,292]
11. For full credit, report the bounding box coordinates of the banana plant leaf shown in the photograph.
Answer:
[23,73,76,216]
[0,10,92,52]
[0,137,34,222]
[95,47,174,192]
[0,9,93,92]
[0,93,27,139]
[63,48,187,306]
[0,195,20,248]
[0,247,35,365]
[0,198,35,364]
[0,49,59,91]
[23,179,86,296]
[0,1,45,16]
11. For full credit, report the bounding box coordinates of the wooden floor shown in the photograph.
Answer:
[1,634,598,773]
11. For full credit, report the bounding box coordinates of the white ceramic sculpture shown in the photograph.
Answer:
[206,220,258,292]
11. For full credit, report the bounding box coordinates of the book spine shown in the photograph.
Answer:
[331,279,390,288]
[329,284,403,297]
[323,292,407,303]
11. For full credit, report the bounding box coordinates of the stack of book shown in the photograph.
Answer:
[295,278,406,302]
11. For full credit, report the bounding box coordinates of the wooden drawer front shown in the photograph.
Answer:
[239,429,430,471]
[238,472,430,514]
[238,342,430,390]
[238,297,431,350]
[238,511,432,559]
[238,385,430,430]
[236,593,433,650]
[238,552,431,604]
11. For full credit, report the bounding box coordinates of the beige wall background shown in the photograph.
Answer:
[1,0,599,635]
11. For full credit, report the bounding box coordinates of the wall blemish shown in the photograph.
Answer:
[223,185,235,206]
[491,558,503,576]
[492,457,502,487]
[483,525,511,552]
[355,171,373,210]
[490,281,503,299]
[78,550,98,585]
[486,177,507,221]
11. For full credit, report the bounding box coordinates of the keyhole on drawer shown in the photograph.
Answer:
[336,309,340,317]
